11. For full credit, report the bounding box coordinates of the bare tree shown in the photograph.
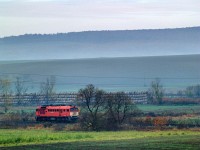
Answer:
[0,78,12,113]
[15,77,28,105]
[106,92,134,126]
[148,78,164,105]
[78,84,106,130]
[185,84,200,98]
[30,93,40,105]
[40,76,56,105]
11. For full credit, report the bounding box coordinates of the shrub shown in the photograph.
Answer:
[0,111,35,128]
[52,124,65,131]
[43,122,53,128]
[162,98,200,105]
[153,117,168,127]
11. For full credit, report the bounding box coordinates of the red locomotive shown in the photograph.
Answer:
[35,104,79,122]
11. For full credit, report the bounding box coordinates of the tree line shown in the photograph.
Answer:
[1,76,200,113]
[1,76,200,131]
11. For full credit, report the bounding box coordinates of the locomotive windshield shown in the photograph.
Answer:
[70,108,78,112]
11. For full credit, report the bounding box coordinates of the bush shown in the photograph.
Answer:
[153,117,168,127]
[162,98,200,105]
[172,118,200,129]
[0,111,35,128]
[43,122,53,128]
[52,124,65,131]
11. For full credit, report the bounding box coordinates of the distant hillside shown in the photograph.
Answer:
[0,27,200,60]
[0,55,199,92]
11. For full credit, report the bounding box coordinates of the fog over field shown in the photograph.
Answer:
[0,55,199,92]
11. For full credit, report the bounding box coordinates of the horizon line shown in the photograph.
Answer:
[1,26,200,39]
[1,54,200,62]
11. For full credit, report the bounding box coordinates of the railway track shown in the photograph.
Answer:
[0,120,74,127]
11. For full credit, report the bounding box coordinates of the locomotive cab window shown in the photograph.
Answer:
[70,108,78,112]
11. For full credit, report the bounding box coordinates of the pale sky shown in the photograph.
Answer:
[0,0,200,37]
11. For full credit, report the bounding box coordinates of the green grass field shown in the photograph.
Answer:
[137,104,200,114]
[0,129,200,149]
[0,106,36,114]
[1,105,200,149]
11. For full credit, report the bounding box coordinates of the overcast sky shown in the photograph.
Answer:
[0,0,200,37]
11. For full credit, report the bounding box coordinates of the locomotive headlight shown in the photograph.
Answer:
[70,112,78,116]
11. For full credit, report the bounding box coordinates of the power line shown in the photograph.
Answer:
[0,78,199,86]
[0,72,199,80]
[0,80,197,89]
[0,72,199,89]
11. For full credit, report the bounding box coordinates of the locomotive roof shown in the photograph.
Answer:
[37,104,77,109]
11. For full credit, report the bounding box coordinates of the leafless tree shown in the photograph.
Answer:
[106,92,134,126]
[78,84,106,130]
[30,93,40,105]
[15,77,28,105]
[0,78,12,113]
[148,78,164,104]
[40,76,56,105]
[185,84,200,98]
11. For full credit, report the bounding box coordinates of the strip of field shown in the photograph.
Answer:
[0,129,200,149]
[2,105,200,114]
[0,54,200,92]
[137,105,200,114]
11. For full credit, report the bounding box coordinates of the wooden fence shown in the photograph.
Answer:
[0,92,148,106]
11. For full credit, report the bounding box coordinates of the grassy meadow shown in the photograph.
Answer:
[1,104,200,149]
[137,104,200,114]
[0,129,200,150]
